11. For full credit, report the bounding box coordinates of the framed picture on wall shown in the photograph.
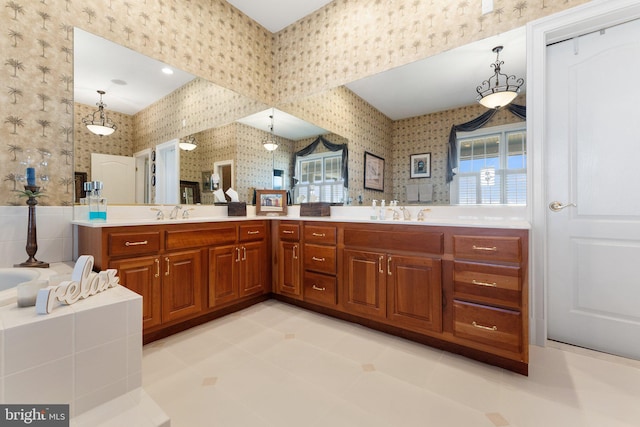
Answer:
[256,190,288,216]
[410,153,431,178]
[364,151,385,191]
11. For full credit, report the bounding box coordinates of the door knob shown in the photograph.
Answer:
[548,201,576,212]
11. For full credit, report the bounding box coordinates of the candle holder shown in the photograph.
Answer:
[15,185,49,268]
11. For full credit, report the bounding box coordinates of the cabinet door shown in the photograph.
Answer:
[240,240,267,298]
[162,249,203,323]
[387,254,442,333]
[110,256,162,329]
[343,249,386,319]
[278,241,301,297]
[208,244,239,307]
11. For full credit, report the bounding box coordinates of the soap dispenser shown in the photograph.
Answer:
[370,199,378,220]
[89,181,107,221]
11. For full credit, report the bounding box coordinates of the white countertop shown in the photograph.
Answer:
[72,205,530,229]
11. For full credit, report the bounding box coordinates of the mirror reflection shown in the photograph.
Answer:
[74,25,526,208]
[74,28,345,206]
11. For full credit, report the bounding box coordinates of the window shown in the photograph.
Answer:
[452,123,526,205]
[294,152,344,203]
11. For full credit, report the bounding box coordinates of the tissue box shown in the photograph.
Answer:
[227,202,247,216]
[300,202,331,217]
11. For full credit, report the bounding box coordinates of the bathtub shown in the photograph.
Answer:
[0,267,63,307]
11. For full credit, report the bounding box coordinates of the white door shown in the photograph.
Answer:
[90,153,135,204]
[546,19,640,359]
[155,140,179,204]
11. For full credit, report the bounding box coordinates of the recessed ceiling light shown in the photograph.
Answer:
[161,67,174,75]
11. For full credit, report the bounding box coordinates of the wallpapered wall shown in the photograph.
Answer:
[1,0,589,206]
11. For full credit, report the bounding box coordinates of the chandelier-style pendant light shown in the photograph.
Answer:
[82,90,117,136]
[179,135,197,151]
[476,46,524,109]
[263,109,278,151]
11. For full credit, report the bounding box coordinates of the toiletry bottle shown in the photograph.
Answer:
[379,200,386,220]
[370,199,378,220]
[89,181,107,221]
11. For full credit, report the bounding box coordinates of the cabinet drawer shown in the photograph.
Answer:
[453,235,521,263]
[453,300,522,354]
[453,261,521,308]
[109,231,161,257]
[166,226,236,250]
[304,271,336,306]
[279,223,300,241]
[304,225,336,245]
[239,223,266,242]
[304,244,336,274]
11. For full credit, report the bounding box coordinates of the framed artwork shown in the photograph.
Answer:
[74,171,87,203]
[364,151,385,191]
[256,190,288,216]
[410,153,431,178]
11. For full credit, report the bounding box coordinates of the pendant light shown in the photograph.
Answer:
[263,109,278,151]
[476,46,524,109]
[179,135,197,151]
[82,90,117,136]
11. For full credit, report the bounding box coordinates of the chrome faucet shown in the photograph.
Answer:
[150,207,165,220]
[169,205,182,220]
[399,206,411,221]
[182,208,194,219]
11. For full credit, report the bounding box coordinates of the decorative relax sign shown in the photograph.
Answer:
[35,255,120,314]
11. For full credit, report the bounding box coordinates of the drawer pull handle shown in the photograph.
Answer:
[312,256,325,262]
[472,245,497,252]
[378,255,384,273]
[312,284,326,291]
[125,240,148,246]
[282,230,294,234]
[472,321,497,331]
[247,230,260,235]
[154,258,160,278]
[164,257,170,276]
[472,279,497,287]
[312,232,326,237]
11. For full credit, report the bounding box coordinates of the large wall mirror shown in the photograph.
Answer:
[73,25,525,209]
[74,28,346,207]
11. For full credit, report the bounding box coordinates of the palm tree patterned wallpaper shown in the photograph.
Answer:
[1,0,589,205]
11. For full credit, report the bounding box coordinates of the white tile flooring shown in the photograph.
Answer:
[142,300,640,427]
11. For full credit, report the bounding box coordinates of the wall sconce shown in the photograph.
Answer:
[82,90,117,136]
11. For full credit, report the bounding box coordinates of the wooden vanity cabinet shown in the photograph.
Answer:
[274,221,302,298]
[77,220,269,340]
[302,224,338,307]
[450,231,528,365]
[208,221,269,307]
[342,225,444,334]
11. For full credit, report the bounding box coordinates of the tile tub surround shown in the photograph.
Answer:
[0,282,158,420]
[0,206,73,268]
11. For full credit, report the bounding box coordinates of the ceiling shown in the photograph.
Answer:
[74,1,526,140]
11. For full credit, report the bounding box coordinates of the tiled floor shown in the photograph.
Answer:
[142,300,640,427]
